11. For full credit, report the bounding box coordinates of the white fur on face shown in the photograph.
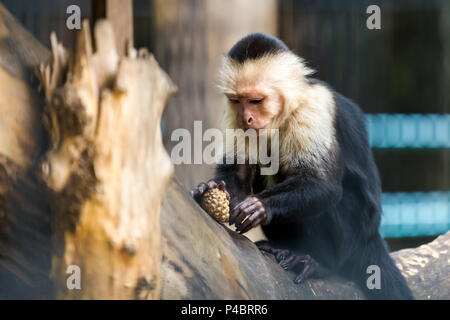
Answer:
[218,52,336,174]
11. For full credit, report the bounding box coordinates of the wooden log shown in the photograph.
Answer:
[36,20,176,299]
[0,3,49,166]
[0,3,52,298]
[1,5,176,298]
[161,178,450,300]
[392,233,450,300]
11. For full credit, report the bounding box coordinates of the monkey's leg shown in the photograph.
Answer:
[255,240,279,254]
[256,241,328,284]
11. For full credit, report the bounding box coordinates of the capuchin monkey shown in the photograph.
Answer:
[191,33,413,300]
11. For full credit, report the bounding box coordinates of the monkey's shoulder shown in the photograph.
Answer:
[307,77,368,141]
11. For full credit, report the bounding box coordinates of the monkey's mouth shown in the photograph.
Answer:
[243,126,268,132]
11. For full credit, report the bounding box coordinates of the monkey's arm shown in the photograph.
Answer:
[258,173,343,224]
[232,171,343,233]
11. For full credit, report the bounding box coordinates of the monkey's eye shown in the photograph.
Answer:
[228,98,240,104]
[249,98,264,105]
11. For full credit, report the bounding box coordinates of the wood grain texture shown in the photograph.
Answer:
[0,4,49,167]
[0,3,51,298]
[0,157,52,298]
[392,232,450,300]
[37,20,176,299]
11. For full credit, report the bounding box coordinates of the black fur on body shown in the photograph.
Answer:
[214,33,413,300]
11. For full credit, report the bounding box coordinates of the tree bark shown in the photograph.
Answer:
[36,20,176,299]
[391,233,450,300]
[0,3,176,298]
[0,3,52,298]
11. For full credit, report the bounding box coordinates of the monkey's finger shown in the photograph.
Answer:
[238,211,260,233]
[256,240,275,253]
[238,198,259,212]
[234,209,250,227]
[207,180,218,189]
[231,197,255,224]
[230,201,247,224]
[241,211,267,234]
[229,206,240,225]
[218,180,226,190]
[238,225,250,234]
[251,215,266,229]
[231,200,245,214]
[197,182,208,194]
[236,210,257,233]
[231,199,244,214]
[234,210,248,226]
[280,254,297,270]
[241,202,259,217]
[229,206,241,225]
[191,188,203,202]
[233,197,255,213]
[275,249,291,263]
[294,263,312,284]
[218,181,231,200]
[235,203,260,231]
[289,256,307,271]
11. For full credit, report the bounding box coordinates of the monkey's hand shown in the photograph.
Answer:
[190,180,230,204]
[230,196,268,234]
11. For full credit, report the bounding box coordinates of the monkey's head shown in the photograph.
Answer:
[218,33,314,131]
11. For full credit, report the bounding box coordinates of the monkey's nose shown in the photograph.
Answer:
[247,117,254,125]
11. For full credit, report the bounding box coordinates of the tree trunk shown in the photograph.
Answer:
[37,20,176,299]
[0,3,52,298]
[0,3,176,299]
[0,4,448,300]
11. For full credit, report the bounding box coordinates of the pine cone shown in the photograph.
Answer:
[201,188,230,223]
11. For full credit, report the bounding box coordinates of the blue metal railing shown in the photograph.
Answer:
[380,191,450,238]
[366,114,449,149]
[365,113,449,237]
